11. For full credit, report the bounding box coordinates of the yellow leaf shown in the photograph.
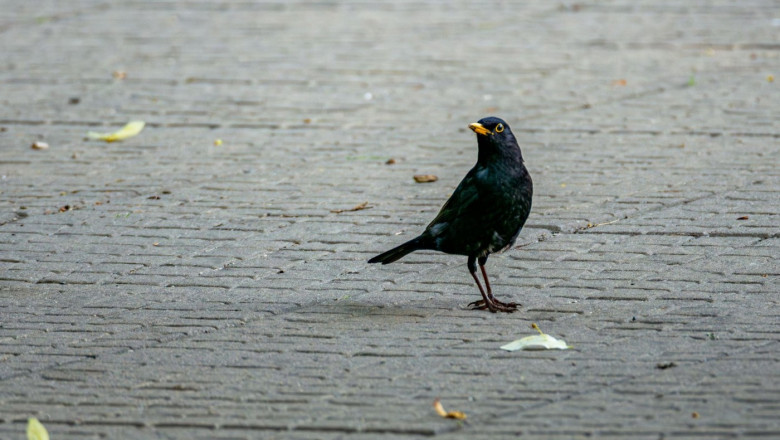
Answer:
[27,418,49,440]
[87,121,145,142]
[433,398,467,420]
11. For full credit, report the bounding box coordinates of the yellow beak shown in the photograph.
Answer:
[468,122,491,136]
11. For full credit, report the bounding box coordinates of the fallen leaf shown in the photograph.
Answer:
[583,219,619,230]
[214,139,223,146]
[692,411,700,419]
[656,361,677,370]
[87,121,145,142]
[612,79,627,86]
[31,141,49,150]
[414,174,438,183]
[433,398,467,420]
[330,201,372,214]
[500,323,570,351]
[768,75,774,83]
[27,418,49,440]
[112,70,127,79]
[385,158,397,165]
[736,216,749,220]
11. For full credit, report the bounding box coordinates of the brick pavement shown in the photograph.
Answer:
[0,1,778,439]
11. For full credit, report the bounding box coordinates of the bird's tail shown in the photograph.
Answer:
[368,236,428,264]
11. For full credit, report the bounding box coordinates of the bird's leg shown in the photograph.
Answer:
[468,256,518,312]
[479,257,494,298]
[467,256,497,312]
[479,264,519,311]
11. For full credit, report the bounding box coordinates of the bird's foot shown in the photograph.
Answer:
[467,298,519,313]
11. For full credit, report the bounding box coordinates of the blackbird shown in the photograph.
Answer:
[368,117,533,312]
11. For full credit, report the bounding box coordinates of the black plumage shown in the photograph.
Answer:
[368,117,533,312]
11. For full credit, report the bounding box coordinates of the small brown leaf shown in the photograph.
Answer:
[736,216,749,220]
[692,411,699,419]
[31,141,49,150]
[414,174,438,183]
[433,398,467,420]
[112,70,127,79]
[612,79,627,86]
[330,201,372,214]
[385,158,397,165]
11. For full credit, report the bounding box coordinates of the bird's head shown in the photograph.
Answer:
[468,117,522,162]
[468,117,510,138]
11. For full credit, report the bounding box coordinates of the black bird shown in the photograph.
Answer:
[368,117,533,312]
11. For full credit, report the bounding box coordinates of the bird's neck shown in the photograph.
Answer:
[477,137,524,166]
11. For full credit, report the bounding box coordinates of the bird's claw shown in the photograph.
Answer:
[467,299,519,313]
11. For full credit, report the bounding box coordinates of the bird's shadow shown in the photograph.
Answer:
[293,301,445,322]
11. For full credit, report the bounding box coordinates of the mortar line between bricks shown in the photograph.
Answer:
[569,176,766,236]
[514,65,763,125]
[5,117,780,140]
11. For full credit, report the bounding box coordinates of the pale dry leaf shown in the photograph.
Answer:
[31,142,49,150]
[500,323,570,351]
[330,201,372,214]
[27,418,49,440]
[87,121,145,142]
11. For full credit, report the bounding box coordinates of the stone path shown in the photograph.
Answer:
[1,1,778,439]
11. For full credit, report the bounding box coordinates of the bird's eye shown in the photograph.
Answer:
[495,123,504,133]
